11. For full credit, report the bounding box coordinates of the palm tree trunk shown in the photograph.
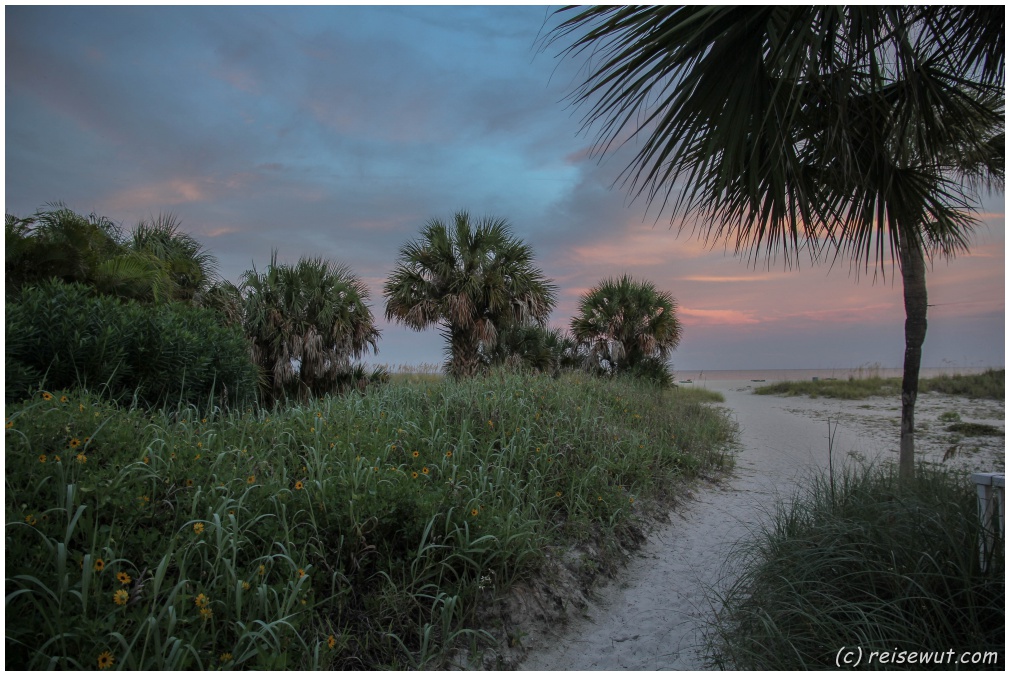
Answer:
[449,326,481,378]
[897,227,928,481]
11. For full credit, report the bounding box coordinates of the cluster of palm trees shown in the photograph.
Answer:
[6,205,385,404]
[7,205,686,405]
[384,211,682,384]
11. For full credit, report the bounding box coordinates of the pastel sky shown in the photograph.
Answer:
[6,5,1005,371]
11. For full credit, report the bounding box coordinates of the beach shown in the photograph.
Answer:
[517,377,1004,670]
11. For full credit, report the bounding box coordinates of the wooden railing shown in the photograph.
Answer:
[971,472,1005,573]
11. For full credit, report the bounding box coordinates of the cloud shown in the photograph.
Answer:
[5,6,1003,371]
[105,178,214,211]
[205,226,243,238]
[679,307,760,326]
[679,274,778,283]
[568,222,716,267]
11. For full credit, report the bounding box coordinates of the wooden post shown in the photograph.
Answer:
[971,472,1005,573]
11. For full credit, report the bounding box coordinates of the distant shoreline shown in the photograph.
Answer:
[672,365,999,382]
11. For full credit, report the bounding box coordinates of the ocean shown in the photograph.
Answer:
[671,366,996,383]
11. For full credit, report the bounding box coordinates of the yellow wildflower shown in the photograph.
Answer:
[193,522,205,534]
[42,392,53,401]
[97,651,114,669]
[113,589,129,606]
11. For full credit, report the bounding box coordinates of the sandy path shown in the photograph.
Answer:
[519,381,908,670]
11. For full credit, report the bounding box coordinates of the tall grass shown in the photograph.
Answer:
[711,464,1005,670]
[754,369,1005,400]
[5,369,734,669]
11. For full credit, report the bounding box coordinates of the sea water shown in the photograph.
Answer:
[671,366,994,383]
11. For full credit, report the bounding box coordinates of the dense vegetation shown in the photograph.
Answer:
[712,464,1004,670]
[5,370,733,669]
[5,280,257,408]
[753,369,1005,400]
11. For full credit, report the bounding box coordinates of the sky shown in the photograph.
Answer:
[5,5,1005,371]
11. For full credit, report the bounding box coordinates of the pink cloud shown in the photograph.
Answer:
[205,226,242,238]
[679,274,779,283]
[782,303,896,324]
[105,178,213,211]
[570,223,715,266]
[679,307,760,326]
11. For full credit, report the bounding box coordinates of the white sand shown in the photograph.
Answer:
[518,381,1004,671]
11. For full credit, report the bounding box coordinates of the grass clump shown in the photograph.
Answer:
[754,376,898,399]
[921,368,1004,400]
[946,422,1003,437]
[754,368,1004,401]
[5,369,733,670]
[712,464,1004,670]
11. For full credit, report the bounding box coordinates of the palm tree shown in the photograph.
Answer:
[572,275,682,382]
[5,202,153,300]
[547,6,1003,478]
[5,204,219,305]
[242,254,380,404]
[195,280,244,327]
[490,324,576,376]
[384,211,557,378]
[129,213,219,303]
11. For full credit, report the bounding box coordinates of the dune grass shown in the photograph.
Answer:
[711,463,1005,670]
[5,369,734,670]
[753,368,1004,400]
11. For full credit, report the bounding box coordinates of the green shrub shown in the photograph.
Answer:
[5,280,257,408]
[5,370,735,669]
[712,464,1004,670]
